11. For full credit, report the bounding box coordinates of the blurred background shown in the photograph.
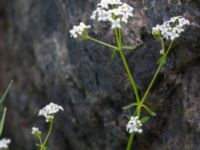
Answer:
[0,0,200,150]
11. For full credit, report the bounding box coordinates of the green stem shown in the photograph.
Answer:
[40,119,54,150]
[117,29,139,150]
[140,64,162,105]
[165,41,173,56]
[116,29,140,104]
[160,38,165,52]
[39,137,42,145]
[118,50,140,103]
[115,29,119,46]
[139,41,173,112]
[126,41,173,150]
[87,36,118,50]
[126,133,134,150]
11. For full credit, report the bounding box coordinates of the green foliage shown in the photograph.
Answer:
[0,108,7,136]
[122,45,136,51]
[111,49,118,60]
[0,80,13,137]
[140,116,150,124]
[122,103,138,110]
[0,80,13,105]
[157,56,167,66]
[142,105,156,117]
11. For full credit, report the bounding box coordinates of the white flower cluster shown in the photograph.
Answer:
[31,127,41,135]
[38,102,64,122]
[69,22,91,39]
[91,0,134,29]
[0,138,11,149]
[126,116,142,134]
[152,16,190,41]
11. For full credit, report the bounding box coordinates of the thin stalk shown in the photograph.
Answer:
[126,133,134,150]
[116,29,140,104]
[87,29,141,150]
[139,41,173,107]
[118,28,139,150]
[165,41,173,56]
[39,137,42,145]
[87,36,118,50]
[118,51,141,103]
[40,119,54,149]
[160,38,165,53]
[115,29,120,47]
[140,64,162,105]
[126,41,173,150]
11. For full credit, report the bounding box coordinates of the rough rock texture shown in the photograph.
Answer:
[0,0,200,150]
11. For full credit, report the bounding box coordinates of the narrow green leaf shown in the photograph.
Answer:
[122,45,136,50]
[111,49,118,60]
[141,116,150,124]
[142,104,156,117]
[133,110,138,116]
[0,108,7,136]
[0,80,13,104]
[157,56,166,66]
[122,103,138,110]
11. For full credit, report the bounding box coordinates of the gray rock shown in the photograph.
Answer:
[0,0,200,150]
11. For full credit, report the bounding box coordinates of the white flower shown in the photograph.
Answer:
[31,127,41,135]
[91,0,134,29]
[31,127,42,138]
[69,22,91,39]
[152,16,190,41]
[38,102,64,122]
[126,116,143,134]
[0,138,11,149]
[111,19,121,29]
[98,0,122,9]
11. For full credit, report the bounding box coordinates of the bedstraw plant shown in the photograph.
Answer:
[32,103,64,150]
[69,0,190,149]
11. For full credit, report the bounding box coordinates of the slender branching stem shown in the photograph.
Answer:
[138,41,173,115]
[126,39,173,150]
[87,35,118,50]
[40,119,54,150]
[165,41,173,56]
[139,64,162,106]
[115,29,141,105]
[115,29,140,150]
[115,29,120,47]
[86,29,173,150]
[126,133,134,150]
[161,38,165,52]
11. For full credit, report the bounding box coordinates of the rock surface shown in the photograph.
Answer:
[0,0,200,150]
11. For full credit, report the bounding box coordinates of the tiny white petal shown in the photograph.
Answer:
[152,16,190,42]
[32,127,40,134]
[90,0,134,29]
[69,23,91,39]
[38,102,64,122]
[0,138,11,149]
[126,116,143,134]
